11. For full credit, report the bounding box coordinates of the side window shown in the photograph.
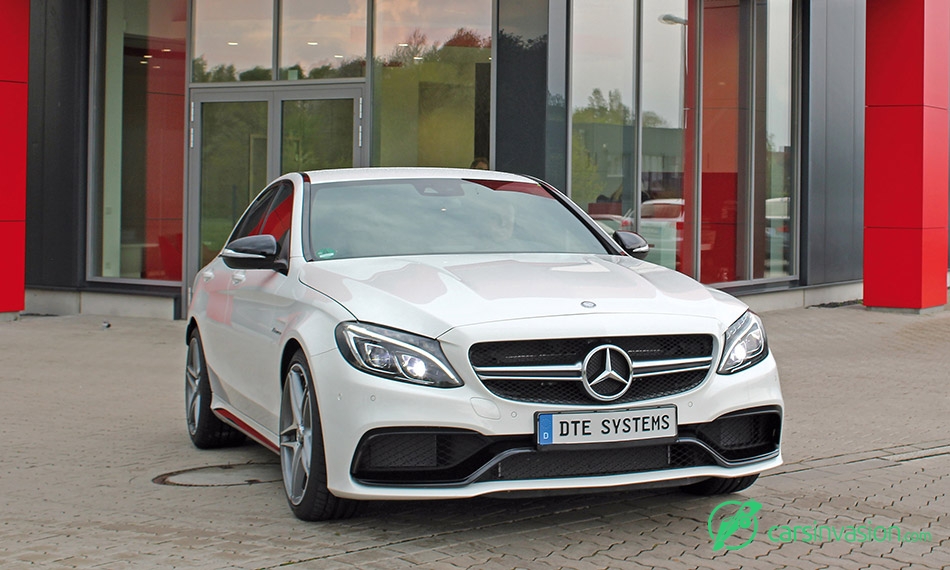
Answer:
[259,183,294,260]
[228,186,277,244]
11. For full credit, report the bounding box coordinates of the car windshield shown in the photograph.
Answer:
[308,178,610,260]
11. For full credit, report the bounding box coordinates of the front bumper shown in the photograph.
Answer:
[352,406,781,485]
[309,335,783,501]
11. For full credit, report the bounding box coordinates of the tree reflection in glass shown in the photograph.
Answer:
[373,0,492,168]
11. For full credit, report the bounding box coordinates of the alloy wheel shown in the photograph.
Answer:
[280,362,313,506]
[185,336,202,436]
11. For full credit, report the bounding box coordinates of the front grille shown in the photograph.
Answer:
[482,369,709,405]
[350,409,781,486]
[470,335,715,405]
[475,443,716,482]
[470,335,713,367]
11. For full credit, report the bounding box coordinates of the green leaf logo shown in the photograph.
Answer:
[707,498,762,551]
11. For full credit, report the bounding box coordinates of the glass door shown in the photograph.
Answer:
[195,98,269,268]
[279,94,362,173]
[186,86,364,295]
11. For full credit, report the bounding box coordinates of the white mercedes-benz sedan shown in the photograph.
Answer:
[185,168,783,521]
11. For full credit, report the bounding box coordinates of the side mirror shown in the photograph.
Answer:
[612,231,651,260]
[221,234,285,271]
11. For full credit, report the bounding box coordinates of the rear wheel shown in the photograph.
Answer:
[279,350,358,521]
[185,331,245,449]
[682,474,759,496]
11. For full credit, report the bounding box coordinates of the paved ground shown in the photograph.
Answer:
[0,304,948,569]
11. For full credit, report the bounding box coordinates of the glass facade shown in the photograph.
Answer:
[89,0,798,291]
[699,0,749,283]
[372,0,492,168]
[568,0,796,285]
[279,0,367,80]
[192,0,273,81]
[755,0,795,279]
[495,0,553,181]
[570,0,636,229]
[192,0,368,82]
[93,0,187,281]
[638,0,694,273]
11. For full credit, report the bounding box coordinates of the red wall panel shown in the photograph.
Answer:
[921,106,950,229]
[0,222,25,313]
[865,0,949,310]
[0,83,28,222]
[0,0,28,313]
[865,227,949,309]
[866,0,924,107]
[864,106,924,229]
[0,0,29,83]
[923,0,950,109]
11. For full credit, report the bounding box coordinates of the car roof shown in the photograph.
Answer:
[301,167,538,185]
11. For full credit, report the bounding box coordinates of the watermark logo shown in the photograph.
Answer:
[707,498,934,550]
[707,498,762,551]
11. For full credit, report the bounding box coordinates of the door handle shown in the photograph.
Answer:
[201,270,214,282]
[231,273,246,285]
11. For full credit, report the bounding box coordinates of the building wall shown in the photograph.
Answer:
[26,0,90,289]
[0,0,29,313]
[20,0,880,316]
[802,0,866,285]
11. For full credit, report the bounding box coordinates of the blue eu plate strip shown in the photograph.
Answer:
[537,414,553,446]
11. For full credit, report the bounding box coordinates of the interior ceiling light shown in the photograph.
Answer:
[307,41,319,46]
[227,42,239,46]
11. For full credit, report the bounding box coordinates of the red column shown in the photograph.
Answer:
[865,0,949,311]
[0,1,29,315]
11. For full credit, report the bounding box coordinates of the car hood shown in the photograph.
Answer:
[297,253,747,338]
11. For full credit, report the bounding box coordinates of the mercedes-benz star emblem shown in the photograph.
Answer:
[581,345,634,401]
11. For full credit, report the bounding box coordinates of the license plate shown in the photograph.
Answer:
[536,406,677,446]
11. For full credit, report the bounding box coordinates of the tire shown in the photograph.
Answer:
[185,331,245,449]
[279,350,358,521]
[682,474,759,496]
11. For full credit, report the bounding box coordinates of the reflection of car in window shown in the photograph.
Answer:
[626,199,685,270]
[765,196,791,274]
[186,168,783,521]
[589,214,623,234]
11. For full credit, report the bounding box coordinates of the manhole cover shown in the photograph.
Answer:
[153,463,280,487]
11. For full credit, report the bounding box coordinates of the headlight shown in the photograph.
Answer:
[718,311,768,374]
[335,322,463,388]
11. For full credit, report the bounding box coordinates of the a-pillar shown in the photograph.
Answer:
[865,0,949,312]
[0,1,29,320]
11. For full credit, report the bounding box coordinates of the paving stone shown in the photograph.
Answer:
[1,310,950,569]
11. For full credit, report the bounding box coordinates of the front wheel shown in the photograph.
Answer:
[682,474,759,496]
[279,350,358,521]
